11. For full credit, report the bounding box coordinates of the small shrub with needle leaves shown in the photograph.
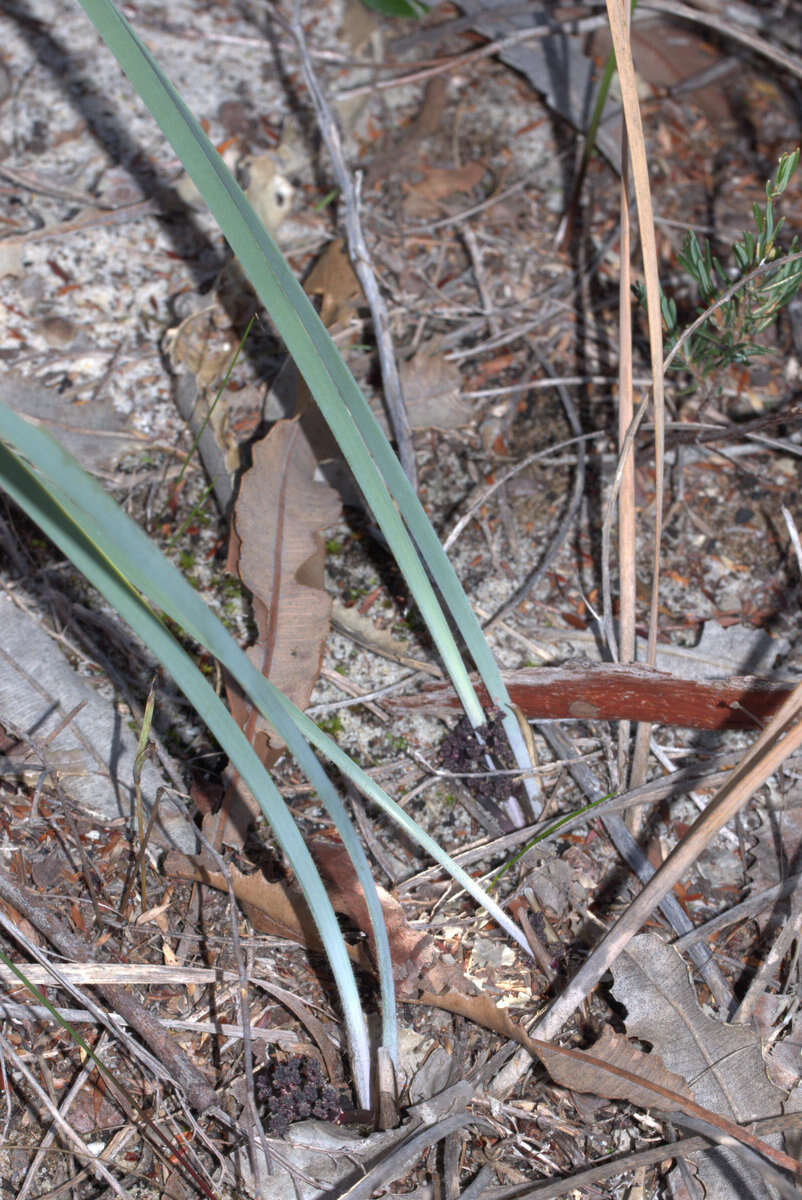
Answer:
[638,148,802,379]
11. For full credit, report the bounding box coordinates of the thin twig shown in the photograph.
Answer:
[462,226,501,339]
[289,7,417,487]
[306,669,423,716]
[0,1030,132,1199]
[17,1033,113,1200]
[464,373,652,398]
[534,682,802,1039]
[483,346,585,627]
[783,505,802,578]
[398,756,735,891]
[0,997,307,1048]
[673,872,802,950]
[732,883,802,1024]
[444,433,602,552]
[196,831,272,1189]
[410,178,527,234]
[605,0,665,796]
[601,392,653,653]
[0,911,172,1084]
[534,723,733,1013]
[481,1113,802,1199]
[332,12,620,101]
[0,864,217,1111]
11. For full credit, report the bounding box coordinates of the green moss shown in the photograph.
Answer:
[317,714,344,736]
[219,576,245,599]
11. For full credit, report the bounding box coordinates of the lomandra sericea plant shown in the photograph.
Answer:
[0,0,539,1111]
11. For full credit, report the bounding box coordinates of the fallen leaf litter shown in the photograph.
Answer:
[0,1,802,1197]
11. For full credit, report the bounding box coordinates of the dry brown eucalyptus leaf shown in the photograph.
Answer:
[398,338,473,430]
[226,418,341,759]
[611,932,791,1200]
[401,161,485,218]
[309,838,479,1000]
[536,1025,692,1111]
[591,19,737,123]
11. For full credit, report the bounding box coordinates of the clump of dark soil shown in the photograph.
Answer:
[439,708,521,825]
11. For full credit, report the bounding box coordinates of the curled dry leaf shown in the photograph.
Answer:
[303,238,362,329]
[397,337,473,431]
[401,160,486,218]
[308,838,479,1000]
[162,841,478,1000]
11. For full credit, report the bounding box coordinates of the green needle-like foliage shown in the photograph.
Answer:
[641,149,802,378]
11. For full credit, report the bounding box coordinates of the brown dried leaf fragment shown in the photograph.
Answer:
[402,161,486,217]
[226,418,342,759]
[536,1025,693,1111]
[309,839,479,1000]
[397,338,472,431]
[303,238,362,329]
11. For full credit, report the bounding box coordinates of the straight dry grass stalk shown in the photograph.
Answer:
[288,4,416,488]
[603,0,665,794]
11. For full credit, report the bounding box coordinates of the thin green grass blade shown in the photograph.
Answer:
[74,0,539,807]
[0,436,375,1103]
[0,399,531,958]
[76,0,481,724]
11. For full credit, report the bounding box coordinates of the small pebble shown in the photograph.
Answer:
[38,314,78,347]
